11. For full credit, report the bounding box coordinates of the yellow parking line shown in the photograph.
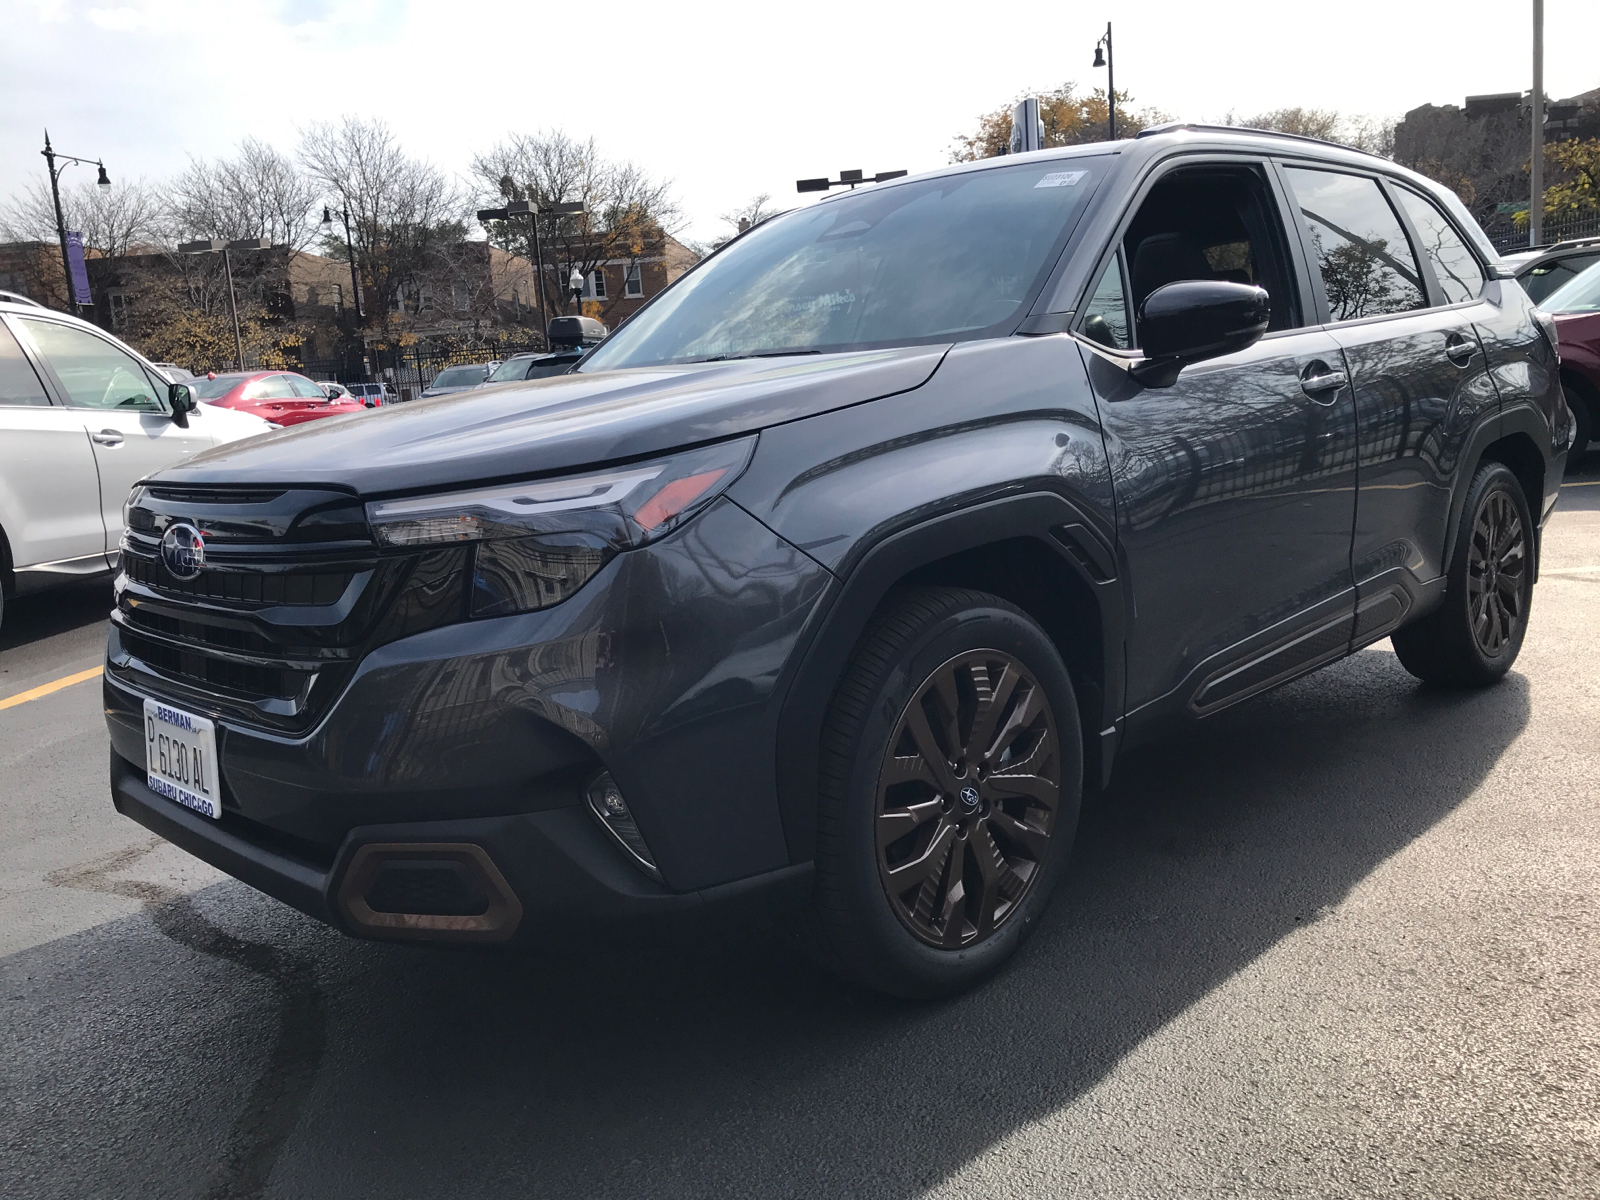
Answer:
[1562,480,1600,487]
[0,666,103,711]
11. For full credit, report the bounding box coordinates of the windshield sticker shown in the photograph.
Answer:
[1035,171,1087,189]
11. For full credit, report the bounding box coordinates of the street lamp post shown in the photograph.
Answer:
[569,267,584,315]
[40,130,110,316]
[178,238,270,370]
[1093,24,1116,141]
[319,206,365,321]
[479,199,586,345]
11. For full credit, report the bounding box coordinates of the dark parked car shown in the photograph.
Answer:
[1500,236,1600,306]
[1536,258,1600,466]
[105,126,1565,997]
[479,318,609,386]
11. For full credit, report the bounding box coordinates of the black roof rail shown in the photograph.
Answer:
[1536,236,1600,253]
[1135,122,1379,155]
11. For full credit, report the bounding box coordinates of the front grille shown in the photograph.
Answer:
[109,486,472,734]
[123,554,353,605]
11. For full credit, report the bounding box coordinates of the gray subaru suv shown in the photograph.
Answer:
[106,126,1565,996]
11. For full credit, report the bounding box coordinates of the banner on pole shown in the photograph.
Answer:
[65,232,92,305]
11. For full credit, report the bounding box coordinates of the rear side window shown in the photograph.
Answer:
[17,317,164,411]
[1392,189,1485,304]
[0,320,51,407]
[1282,167,1426,322]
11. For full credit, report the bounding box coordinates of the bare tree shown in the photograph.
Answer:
[1226,107,1397,157]
[299,117,470,330]
[167,138,321,252]
[471,131,682,326]
[0,175,165,257]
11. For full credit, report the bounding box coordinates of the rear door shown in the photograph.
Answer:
[1278,164,1501,639]
[13,315,214,562]
[0,316,105,575]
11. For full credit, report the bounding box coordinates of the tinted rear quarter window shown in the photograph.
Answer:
[1282,166,1427,322]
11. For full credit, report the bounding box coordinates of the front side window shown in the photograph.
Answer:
[17,318,163,411]
[247,375,299,400]
[0,320,51,407]
[1392,189,1484,305]
[1079,252,1131,349]
[1282,167,1426,322]
[286,374,326,399]
[581,156,1108,370]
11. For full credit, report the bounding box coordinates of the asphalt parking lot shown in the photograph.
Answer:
[2,465,1597,1200]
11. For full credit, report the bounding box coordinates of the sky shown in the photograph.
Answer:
[3,0,1599,245]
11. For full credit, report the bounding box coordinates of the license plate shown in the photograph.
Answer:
[143,699,221,819]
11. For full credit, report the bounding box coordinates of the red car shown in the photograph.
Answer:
[1541,259,1600,469]
[191,370,369,426]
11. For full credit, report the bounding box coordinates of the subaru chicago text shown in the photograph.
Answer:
[105,127,1565,997]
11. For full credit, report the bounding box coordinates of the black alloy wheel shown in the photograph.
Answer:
[806,586,1082,998]
[1465,488,1527,657]
[1392,461,1534,687]
[875,649,1061,949]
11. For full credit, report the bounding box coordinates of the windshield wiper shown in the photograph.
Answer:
[693,350,823,363]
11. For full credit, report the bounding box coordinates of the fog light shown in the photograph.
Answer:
[585,772,662,882]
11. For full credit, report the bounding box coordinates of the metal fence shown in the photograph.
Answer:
[290,340,545,399]
[1483,212,1600,254]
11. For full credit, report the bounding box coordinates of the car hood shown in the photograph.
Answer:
[151,346,949,495]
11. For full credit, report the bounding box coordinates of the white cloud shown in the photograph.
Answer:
[87,7,152,30]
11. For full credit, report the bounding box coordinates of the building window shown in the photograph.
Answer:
[624,263,643,297]
[332,284,343,315]
[582,269,606,300]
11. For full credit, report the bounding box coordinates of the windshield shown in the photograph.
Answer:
[430,365,486,387]
[192,374,249,399]
[1534,257,1600,310]
[487,357,534,383]
[581,157,1107,370]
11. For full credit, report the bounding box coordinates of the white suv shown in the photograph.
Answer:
[0,299,274,631]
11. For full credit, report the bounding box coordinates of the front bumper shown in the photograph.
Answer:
[105,498,832,939]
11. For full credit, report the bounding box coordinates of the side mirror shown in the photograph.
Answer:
[168,382,197,426]
[1129,280,1271,388]
[324,386,340,400]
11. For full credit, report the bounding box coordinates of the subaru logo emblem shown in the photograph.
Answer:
[959,785,981,811]
[160,522,206,580]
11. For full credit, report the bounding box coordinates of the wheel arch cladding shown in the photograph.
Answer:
[773,493,1123,864]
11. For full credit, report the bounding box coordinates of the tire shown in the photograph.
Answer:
[1391,462,1534,687]
[1565,385,1592,473]
[806,586,1083,998]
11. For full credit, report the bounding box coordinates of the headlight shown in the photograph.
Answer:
[366,436,756,617]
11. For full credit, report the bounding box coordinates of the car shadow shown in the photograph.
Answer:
[0,578,113,656]
[3,647,1531,1198]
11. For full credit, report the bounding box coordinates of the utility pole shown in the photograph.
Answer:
[179,238,268,370]
[1530,0,1544,247]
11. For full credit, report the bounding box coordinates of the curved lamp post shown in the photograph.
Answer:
[40,130,110,315]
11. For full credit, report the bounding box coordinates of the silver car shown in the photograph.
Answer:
[420,363,496,398]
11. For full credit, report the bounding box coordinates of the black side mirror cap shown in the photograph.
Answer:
[168,381,197,426]
[1129,280,1271,388]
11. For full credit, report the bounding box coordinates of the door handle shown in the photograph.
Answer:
[1300,362,1348,402]
[1444,334,1476,367]
[90,429,124,447]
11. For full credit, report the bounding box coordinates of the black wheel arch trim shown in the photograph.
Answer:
[1443,402,1558,582]
[771,491,1126,866]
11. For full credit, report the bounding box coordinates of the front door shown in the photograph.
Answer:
[1076,159,1359,724]
[0,317,105,574]
[14,316,214,563]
